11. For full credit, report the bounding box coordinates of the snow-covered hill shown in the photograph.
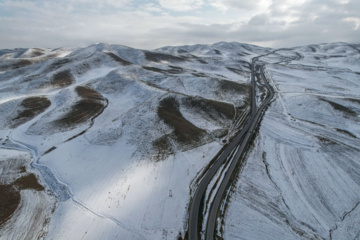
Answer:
[223,43,360,240]
[0,42,359,240]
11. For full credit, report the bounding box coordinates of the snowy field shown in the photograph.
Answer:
[0,42,259,239]
[224,43,360,240]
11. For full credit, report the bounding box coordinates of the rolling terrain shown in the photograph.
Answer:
[0,42,359,240]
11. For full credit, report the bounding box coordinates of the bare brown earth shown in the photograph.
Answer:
[218,79,251,96]
[13,174,44,191]
[0,185,20,226]
[319,98,358,117]
[157,96,207,145]
[47,58,72,72]
[143,66,184,74]
[50,70,75,87]
[0,59,33,72]
[0,156,45,228]
[182,97,235,120]
[154,96,235,158]
[105,52,133,66]
[11,97,51,128]
[144,51,186,63]
[154,96,207,158]
[0,173,45,227]
[28,49,45,58]
[55,86,106,127]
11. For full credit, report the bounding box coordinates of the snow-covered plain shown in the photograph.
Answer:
[224,43,360,240]
[0,42,259,239]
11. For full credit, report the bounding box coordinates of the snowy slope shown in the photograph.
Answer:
[1,42,359,240]
[223,43,360,240]
[0,42,256,239]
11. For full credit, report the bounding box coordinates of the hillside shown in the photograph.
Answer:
[0,42,359,240]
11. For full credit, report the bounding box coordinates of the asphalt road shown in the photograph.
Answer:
[188,57,274,240]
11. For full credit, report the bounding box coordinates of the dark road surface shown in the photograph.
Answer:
[188,56,274,240]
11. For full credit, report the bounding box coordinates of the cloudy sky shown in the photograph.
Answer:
[0,0,359,49]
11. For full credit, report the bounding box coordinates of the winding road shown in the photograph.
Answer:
[188,56,275,240]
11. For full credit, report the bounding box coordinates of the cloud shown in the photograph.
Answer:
[0,0,359,49]
[344,17,360,30]
[248,14,271,25]
[158,0,204,12]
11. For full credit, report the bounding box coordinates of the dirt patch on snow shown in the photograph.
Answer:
[13,174,44,191]
[0,59,33,72]
[320,98,357,117]
[219,80,251,96]
[47,58,72,72]
[154,96,236,158]
[105,52,133,66]
[50,70,75,87]
[0,154,46,228]
[11,97,51,128]
[0,185,20,226]
[144,51,186,63]
[154,96,209,158]
[28,49,45,57]
[182,97,235,120]
[55,86,106,127]
[143,65,183,74]
[157,96,206,144]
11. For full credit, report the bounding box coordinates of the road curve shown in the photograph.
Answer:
[188,56,274,240]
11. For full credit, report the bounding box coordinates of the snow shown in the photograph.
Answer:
[1,41,359,239]
[224,43,360,240]
[0,148,56,240]
[0,42,253,239]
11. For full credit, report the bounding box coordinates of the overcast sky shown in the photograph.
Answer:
[0,0,359,49]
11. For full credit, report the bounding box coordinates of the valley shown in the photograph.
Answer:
[0,42,359,240]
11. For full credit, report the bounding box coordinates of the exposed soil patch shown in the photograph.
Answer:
[317,135,337,145]
[227,67,244,75]
[50,70,75,87]
[11,97,51,128]
[105,52,132,66]
[219,80,251,96]
[56,86,105,127]
[182,97,235,120]
[168,65,184,74]
[0,59,33,71]
[42,146,57,156]
[154,96,236,158]
[143,66,168,74]
[214,49,222,55]
[29,49,45,57]
[158,97,206,144]
[47,58,72,72]
[335,128,357,138]
[0,151,50,234]
[13,174,44,191]
[144,51,186,63]
[12,59,33,69]
[153,135,174,160]
[189,54,208,64]
[346,98,360,105]
[227,65,251,77]
[143,66,183,74]
[320,98,357,117]
[191,72,208,77]
[0,185,20,226]
[76,85,103,99]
